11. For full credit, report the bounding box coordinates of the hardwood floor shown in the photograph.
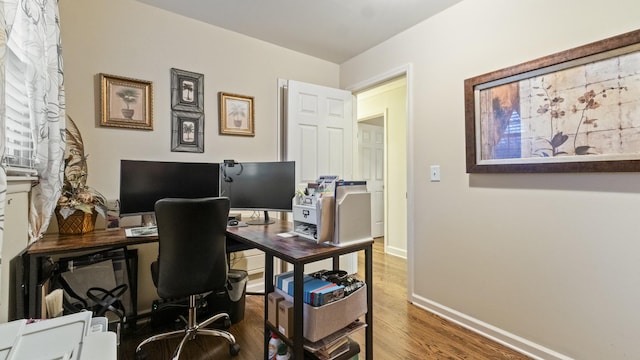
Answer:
[119,239,530,359]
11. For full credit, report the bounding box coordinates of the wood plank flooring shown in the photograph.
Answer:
[119,239,530,359]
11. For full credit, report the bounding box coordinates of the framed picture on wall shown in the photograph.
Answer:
[171,111,204,153]
[171,68,204,112]
[100,74,153,130]
[464,29,640,173]
[219,92,255,136]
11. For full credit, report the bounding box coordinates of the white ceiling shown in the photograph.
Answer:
[137,0,463,64]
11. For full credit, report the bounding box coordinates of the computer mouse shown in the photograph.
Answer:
[228,220,239,226]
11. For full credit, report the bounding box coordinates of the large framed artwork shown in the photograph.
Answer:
[100,74,153,130]
[464,29,640,173]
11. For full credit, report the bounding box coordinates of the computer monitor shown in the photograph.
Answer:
[119,160,220,225]
[219,161,295,225]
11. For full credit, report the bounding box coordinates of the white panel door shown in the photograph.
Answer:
[358,123,384,238]
[286,80,353,186]
[284,80,357,274]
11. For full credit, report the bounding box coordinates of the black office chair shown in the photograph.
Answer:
[135,197,241,359]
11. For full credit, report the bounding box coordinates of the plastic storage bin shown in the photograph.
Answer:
[275,284,366,342]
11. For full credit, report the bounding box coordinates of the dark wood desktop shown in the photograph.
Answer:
[27,228,158,255]
[24,219,373,360]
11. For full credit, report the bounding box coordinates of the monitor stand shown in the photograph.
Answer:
[246,211,276,225]
[141,213,157,227]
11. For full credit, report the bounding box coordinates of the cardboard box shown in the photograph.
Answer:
[277,300,294,337]
[267,292,284,327]
[275,284,367,342]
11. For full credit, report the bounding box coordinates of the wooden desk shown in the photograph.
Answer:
[23,227,255,319]
[226,219,373,360]
[23,228,157,320]
[24,221,374,359]
[27,228,158,255]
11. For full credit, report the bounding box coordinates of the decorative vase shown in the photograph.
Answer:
[55,207,98,235]
[121,109,134,119]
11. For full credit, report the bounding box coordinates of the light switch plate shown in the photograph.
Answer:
[430,165,441,182]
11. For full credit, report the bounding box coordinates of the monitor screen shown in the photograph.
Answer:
[220,161,295,224]
[119,160,220,217]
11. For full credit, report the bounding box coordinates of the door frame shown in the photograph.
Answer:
[346,63,413,299]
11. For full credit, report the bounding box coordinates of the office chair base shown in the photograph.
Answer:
[135,312,240,359]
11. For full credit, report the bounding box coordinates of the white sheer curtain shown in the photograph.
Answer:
[2,0,65,242]
[0,4,7,249]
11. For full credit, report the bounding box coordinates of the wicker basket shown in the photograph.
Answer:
[55,207,98,235]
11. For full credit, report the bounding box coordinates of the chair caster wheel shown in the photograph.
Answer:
[223,318,232,329]
[229,343,241,356]
[135,350,148,360]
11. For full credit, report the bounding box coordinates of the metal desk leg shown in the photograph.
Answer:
[27,253,41,319]
[365,245,373,359]
[263,254,274,360]
[292,264,305,359]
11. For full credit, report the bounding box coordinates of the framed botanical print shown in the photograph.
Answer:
[219,92,255,136]
[100,73,153,130]
[465,29,640,173]
[171,111,204,153]
[171,68,204,112]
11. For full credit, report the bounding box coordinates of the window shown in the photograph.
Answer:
[493,111,522,159]
[3,44,37,176]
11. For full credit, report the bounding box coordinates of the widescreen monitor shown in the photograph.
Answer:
[220,160,295,225]
[119,160,220,223]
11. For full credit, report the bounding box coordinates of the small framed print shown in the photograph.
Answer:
[100,73,153,130]
[219,92,255,136]
[171,68,203,112]
[171,111,204,153]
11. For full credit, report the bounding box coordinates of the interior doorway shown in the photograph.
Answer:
[358,116,385,238]
[354,75,407,258]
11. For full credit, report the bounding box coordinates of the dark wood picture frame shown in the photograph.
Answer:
[171,111,204,153]
[465,29,640,173]
[171,68,203,112]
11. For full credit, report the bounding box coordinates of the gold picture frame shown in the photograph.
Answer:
[219,92,254,136]
[100,73,153,130]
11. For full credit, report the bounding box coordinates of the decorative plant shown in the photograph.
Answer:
[182,81,194,101]
[56,116,107,219]
[116,88,139,109]
[182,122,195,141]
[228,101,246,127]
[533,78,627,157]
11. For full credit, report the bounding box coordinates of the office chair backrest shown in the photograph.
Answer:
[154,197,230,299]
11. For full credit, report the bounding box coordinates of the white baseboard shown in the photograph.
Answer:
[246,280,264,294]
[410,294,574,360]
[385,244,407,259]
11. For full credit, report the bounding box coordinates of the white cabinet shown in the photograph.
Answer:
[1,178,33,323]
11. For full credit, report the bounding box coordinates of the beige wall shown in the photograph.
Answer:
[357,80,407,258]
[58,0,339,311]
[341,0,640,359]
[53,0,640,357]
